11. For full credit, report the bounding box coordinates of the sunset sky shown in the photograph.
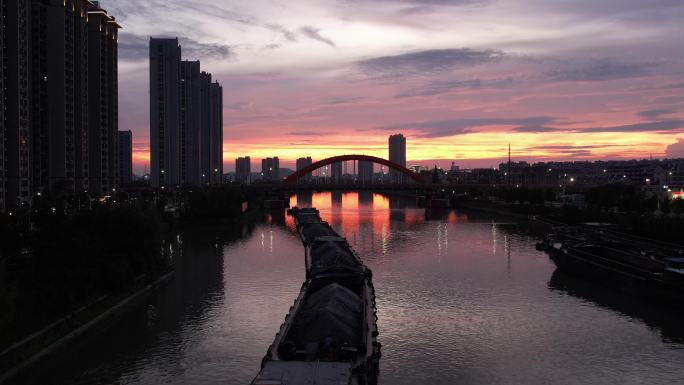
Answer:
[100,0,684,173]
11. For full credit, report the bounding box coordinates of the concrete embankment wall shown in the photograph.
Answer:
[0,271,174,385]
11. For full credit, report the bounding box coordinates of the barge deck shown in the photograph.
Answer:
[251,207,380,385]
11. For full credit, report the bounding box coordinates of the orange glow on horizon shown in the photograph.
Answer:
[131,129,683,173]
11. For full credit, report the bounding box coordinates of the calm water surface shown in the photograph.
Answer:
[28,191,684,384]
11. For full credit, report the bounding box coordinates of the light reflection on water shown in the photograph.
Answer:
[23,191,684,385]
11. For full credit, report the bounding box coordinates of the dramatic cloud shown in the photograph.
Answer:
[663,82,684,89]
[299,26,336,47]
[287,131,339,136]
[638,108,677,120]
[225,101,250,110]
[118,32,232,61]
[528,144,625,151]
[371,118,684,138]
[325,96,365,105]
[545,59,654,82]
[373,117,560,138]
[265,23,298,42]
[396,77,513,98]
[665,139,684,158]
[579,120,684,133]
[381,0,487,4]
[357,48,504,78]
[97,0,684,171]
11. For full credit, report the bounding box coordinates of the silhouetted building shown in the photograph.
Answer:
[262,157,279,181]
[180,60,201,185]
[330,162,343,183]
[203,76,223,184]
[296,157,313,171]
[0,1,6,211]
[358,160,373,184]
[150,39,223,188]
[236,156,251,183]
[87,3,120,196]
[118,131,133,186]
[389,134,407,183]
[296,157,313,182]
[0,0,120,209]
[150,38,181,188]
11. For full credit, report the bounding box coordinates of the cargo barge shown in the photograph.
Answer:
[251,207,380,385]
[538,225,684,296]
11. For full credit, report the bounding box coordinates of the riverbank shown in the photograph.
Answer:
[0,270,174,385]
[456,200,544,221]
[9,190,684,385]
[457,199,684,245]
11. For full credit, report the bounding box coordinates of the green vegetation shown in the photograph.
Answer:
[584,184,660,212]
[0,201,167,349]
[0,184,268,349]
[489,187,558,205]
[458,183,684,245]
[178,185,267,221]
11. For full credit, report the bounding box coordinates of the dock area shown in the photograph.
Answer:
[538,224,684,296]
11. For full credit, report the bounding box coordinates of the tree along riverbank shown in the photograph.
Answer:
[0,185,268,361]
[457,184,684,245]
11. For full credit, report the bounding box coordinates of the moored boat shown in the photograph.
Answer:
[540,225,684,298]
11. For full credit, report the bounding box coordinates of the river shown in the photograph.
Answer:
[23,191,684,384]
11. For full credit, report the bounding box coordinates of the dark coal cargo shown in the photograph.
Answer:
[251,207,380,385]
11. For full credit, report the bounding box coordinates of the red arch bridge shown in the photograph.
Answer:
[283,154,426,185]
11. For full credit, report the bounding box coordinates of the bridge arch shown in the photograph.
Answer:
[284,154,425,185]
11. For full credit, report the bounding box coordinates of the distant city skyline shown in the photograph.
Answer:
[97,0,684,173]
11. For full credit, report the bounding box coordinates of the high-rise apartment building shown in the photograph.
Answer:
[358,160,373,184]
[87,3,120,196]
[236,156,251,183]
[204,76,223,184]
[331,162,343,183]
[2,0,32,209]
[261,157,279,181]
[296,157,313,171]
[0,0,120,210]
[296,157,313,182]
[149,39,223,188]
[0,1,6,211]
[389,134,407,183]
[180,60,201,185]
[149,38,181,188]
[118,130,133,186]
